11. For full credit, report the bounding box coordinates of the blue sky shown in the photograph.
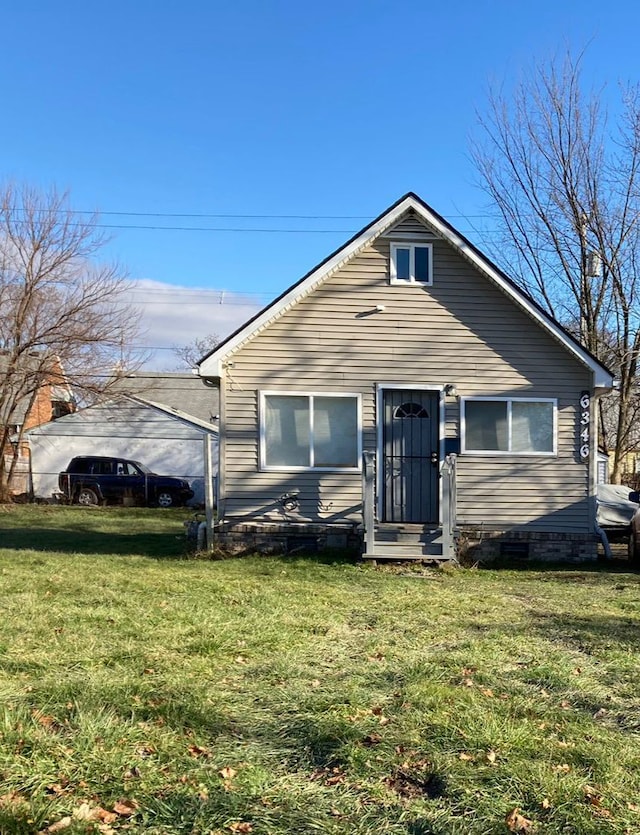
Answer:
[2,0,638,366]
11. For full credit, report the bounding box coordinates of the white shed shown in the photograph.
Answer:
[25,396,218,504]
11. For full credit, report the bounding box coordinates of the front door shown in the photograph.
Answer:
[382,389,439,524]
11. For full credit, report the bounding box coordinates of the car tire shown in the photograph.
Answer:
[628,532,640,567]
[76,487,99,506]
[156,491,176,508]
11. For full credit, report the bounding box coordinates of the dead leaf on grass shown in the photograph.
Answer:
[458,752,474,761]
[486,750,497,764]
[228,822,252,833]
[39,816,72,833]
[541,798,551,809]
[219,766,238,780]
[553,764,571,773]
[188,743,210,758]
[505,807,534,833]
[112,798,138,817]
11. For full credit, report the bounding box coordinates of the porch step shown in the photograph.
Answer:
[364,541,445,560]
[374,524,442,545]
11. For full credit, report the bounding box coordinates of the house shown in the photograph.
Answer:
[197,193,613,561]
[25,373,218,504]
[1,354,75,495]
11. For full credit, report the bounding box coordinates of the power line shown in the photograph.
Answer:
[10,207,493,221]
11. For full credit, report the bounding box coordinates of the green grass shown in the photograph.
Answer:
[0,505,639,834]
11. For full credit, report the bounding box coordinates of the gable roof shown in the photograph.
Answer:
[197,192,613,388]
[24,394,218,437]
[108,371,219,425]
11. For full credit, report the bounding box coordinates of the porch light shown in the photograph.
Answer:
[444,384,457,397]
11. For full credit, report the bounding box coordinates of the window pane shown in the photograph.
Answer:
[465,401,508,451]
[395,247,410,280]
[512,401,553,452]
[264,395,309,466]
[314,396,358,467]
[415,246,430,282]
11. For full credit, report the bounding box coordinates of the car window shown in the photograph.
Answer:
[93,460,115,475]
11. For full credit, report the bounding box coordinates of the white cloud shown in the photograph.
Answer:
[128,279,263,370]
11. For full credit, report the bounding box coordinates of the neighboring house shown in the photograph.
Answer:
[1,354,75,494]
[198,193,613,562]
[25,394,218,505]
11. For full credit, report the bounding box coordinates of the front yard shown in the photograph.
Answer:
[0,505,639,834]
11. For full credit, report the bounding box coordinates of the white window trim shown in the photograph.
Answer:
[461,396,558,456]
[390,242,433,286]
[259,390,362,472]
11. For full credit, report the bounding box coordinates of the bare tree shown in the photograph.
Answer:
[0,184,143,497]
[172,333,220,370]
[471,51,640,482]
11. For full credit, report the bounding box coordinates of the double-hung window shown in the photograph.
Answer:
[462,397,556,455]
[260,392,361,470]
[390,242,432,285]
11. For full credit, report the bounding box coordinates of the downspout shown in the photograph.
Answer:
[592,384,612,559]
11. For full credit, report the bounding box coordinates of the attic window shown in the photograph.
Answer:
[390,243,432,285]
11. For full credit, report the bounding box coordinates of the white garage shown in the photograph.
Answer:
[25,396,218,505]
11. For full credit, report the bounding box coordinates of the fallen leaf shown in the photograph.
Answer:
[505,807,534,833]
[188,743,210,758]
[583,785,603,806]
[553,763,571,773]
[593,708,607,719]
[559,700,571,709]
[40,817,72,833]
[142,668,155,675]
[219,766,238,780]
[571,667,582,676]
[628,802,640,812]
[481,688,494,698]
[229,822,252,833]
[459,752,474,761]
[310,679,320,687]
[362,732,382,746]
[235,655,247,664]
[541,798,551,809]
[462,678,474,687]
[112,799,138,817]
[486,750,497,764]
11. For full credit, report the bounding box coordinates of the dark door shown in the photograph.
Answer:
[382,389,439,524]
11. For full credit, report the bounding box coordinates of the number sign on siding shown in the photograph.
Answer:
[579,391,590,460]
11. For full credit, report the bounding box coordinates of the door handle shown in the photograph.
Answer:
[430,452,438,465]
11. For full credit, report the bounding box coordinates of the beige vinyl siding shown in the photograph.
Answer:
[221,214,592,533]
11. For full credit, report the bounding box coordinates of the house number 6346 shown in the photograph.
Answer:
[579,392,590,459]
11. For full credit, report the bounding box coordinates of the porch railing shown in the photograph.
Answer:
[361,450,457,560]
[362,450,376,557]
[441,453,458,560]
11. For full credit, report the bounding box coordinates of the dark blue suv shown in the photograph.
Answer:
[59,456,194,508]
